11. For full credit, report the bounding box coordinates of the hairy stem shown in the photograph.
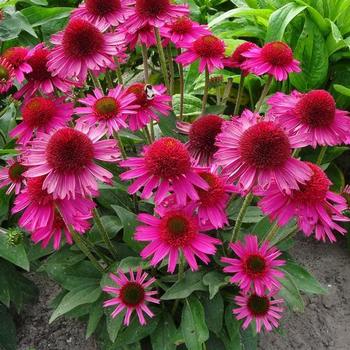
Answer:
[202,67,210,115]
[234,73,245,115]
[154,27,170,91]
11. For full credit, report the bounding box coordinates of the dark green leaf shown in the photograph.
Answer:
[278,272,304,312]
[202,271,228,299]
[203,294,224,335]
[0,233,29,271]
[223,305,241,350]
[151,313,177,350]
[86,298,104,339]
[106,311,124,343]
[21,6,72,27]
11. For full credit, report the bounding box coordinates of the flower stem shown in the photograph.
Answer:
[255,75,273,113]
[141,44,149,84]
[70,227,105,273]
[171,256,185,315]
[166,45,175,95]
[263,221,279,243]
[115,61,124,85]
[230,192,254,244]
[93,208,118,260]
[114,132,127,160]
[234,73,245,115]
[89,71,103,91]
[177,49,185,119]
[316,146,327,165]
[222,77,233,105]
[154,27,170,91]
[202,67,210,115]
[143,126,152,144]
[106,70,114,89]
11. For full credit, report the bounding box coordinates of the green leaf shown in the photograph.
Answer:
[208,8,272,28]
[21,6,72,27]
[323,146,349,163]
[172,94,202,117]
[202,271,228,299]
[49,285,101,323]
[0,304,16,350]
[230,206,264,223]
[117,256,150,272]
[334,83,350,96]
[181,296,209,350]
[326,163,345,192]
[203,294,224,335]
[158,111,181,139]
[278,272,304,312]
[106,311,124,343]
[0,233,30,271]
[266,2,306,42]
[0,104,17,144]
[0,11,37,41]
[151,313,177,350]
[161,271,206,300]
[111,205,142,252]
[223,305,241,350]
[86,299,104,339]
[88,215,123,243]
[184,61,199,93]
[290,18,329,91]
[282,260,326,294]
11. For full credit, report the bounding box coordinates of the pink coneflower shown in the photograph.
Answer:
[10,96,73,144]
[177,114,224,166]
[14,44,73,99]
[176,35,225,73]
[12,176,95,249]
[233,291,284,333]
[0,57,15,93]
[222,235,285,295]
[0,157,27,195]
[241,41,301,81]
[75,87,138,135]
[120,23,157,49]
[223,42,259,76]
[258,162,349,243]
[120,137,209,205]
[3,47,31,83]
[267,90,350,147]
[23,124,120,199]
[160,16,211,48]
[103,268,159,326]
[135,204,221,272]
[71,0,134,32]
[215,110,312,194]
[127,0,189,31]
[125,83,171,131]
[48,18,123,80]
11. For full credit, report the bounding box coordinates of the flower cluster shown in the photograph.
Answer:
[0,0,349,336]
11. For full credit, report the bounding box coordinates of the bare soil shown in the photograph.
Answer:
[16,236,350,350]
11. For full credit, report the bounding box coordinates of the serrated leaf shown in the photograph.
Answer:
[181,296,209,350]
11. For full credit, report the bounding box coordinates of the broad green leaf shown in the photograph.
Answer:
[223,305,241,350]
[0,11,37,41]
[21,6,72,27]
[86,299,104,339]
[184,61,199,93]
[326,163,345,192]
[111,205,142,252]
[208,8,273,28]
[334,83,350,97]
[0,104,17,144]
[117,256,150,272]
[203,294,224,335]
[172,94,202,117]
[49,285,101,323]
[202,271,228,299]
[151,313,177,350]
[282,260,326,294]
[181,296,209,350]
[106,311,124,343]
[240,325,257,350]
[0,233,29,271]
[161,271,206,300]
[323,146,349,163]
[0,189,11,226]
[290,18,329,91]
[88,215,123,243]
[278,272,304,312]
[230,206,264,224]
[0,304,16,350]
[158,111,179,139]
[265,2,306,42]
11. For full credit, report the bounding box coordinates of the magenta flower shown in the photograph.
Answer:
[103,268,159,326]
[258,162,349,243]
[23,124,121,199]
[14,44,74,99]
[10,96,73,145]
[125,83,171,131]
[233,291,284,333]
[120,137,209,205]
[241,41,301,81]
[75,87,138,136]
[3,47,32,83]
[0,57,15,93]
[71,0,134,32]
[126,0,189,32]
[12,176,95,249]
[222,235,285,295]
[223,42,259,76]
[176,35,225,73]
[177,114,224,166]
[267,90,350,148]
[120,23,157,49]
[0,157,27,195]
[135,204,221,272]
[48,18,123,81]
[215,110,312,194]
[160,16,211,48]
